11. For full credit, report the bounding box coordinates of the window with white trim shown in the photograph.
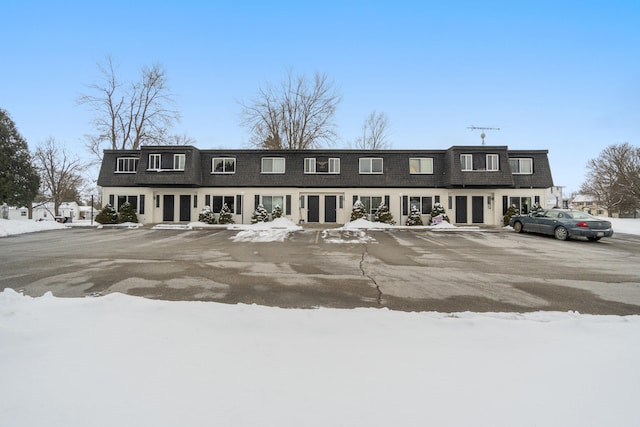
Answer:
[409,158,433,174]
[410,196,433,214]
[486,154,499,171]
[116,195,138,212]
[305,157,340,174]
[304,158,316,173]
[460,154,473,171]
[116,157,138,173]
[212,157,236,174]
[261,157,285,174]
[173,154,186,171]
[359,196,383,217]
[148,154,161,170]
[509,158,533,174]
[329,158,340,174]
[262,195,284,214]
[359,158,383,174]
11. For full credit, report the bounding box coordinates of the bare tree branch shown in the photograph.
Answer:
[240,70,341,149]
[580,143,640,216]
[33,137,88,215]
[354,110,391,149]
[78,56,180,159]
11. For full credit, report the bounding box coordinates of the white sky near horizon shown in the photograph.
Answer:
[1,0,639,194]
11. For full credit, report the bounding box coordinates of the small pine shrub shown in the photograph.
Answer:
[117,201,138,224]
[95,204,118,224]
[374,202,395,225]
[251,203,269,223]
[198,205,217,224]
[218,203,234,224]
[428,202,450,225]
[271,204,283,219]
[503,204,520,226]
[350,200,368,221]
[406,205,424,226]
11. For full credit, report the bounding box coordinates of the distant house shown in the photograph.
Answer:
[571,194,608,217]
[97,145,555,226]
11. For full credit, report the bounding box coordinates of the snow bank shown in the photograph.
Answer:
[1,289,639,427]
[229,217,303,242]
[0,218,66,237]
[341,218,395,229]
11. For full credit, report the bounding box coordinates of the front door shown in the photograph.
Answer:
[307,196,320,223]
[179,195,191,222]
[472,196,484,223]
[455,196,467,224]
[163,195,174,222]
[324,196,337,223]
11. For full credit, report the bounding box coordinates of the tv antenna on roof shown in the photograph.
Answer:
[467,125,500,145]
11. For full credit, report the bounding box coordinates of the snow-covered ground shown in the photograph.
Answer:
[1,217,640,426]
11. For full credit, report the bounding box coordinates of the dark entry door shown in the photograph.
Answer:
[455,196,467,224]
[307,195,320,222]
[163,195,174,222]
[324,196,337,223]
[472,196,484,223]
[179,195,191,222]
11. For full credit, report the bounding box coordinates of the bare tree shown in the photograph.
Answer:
[78,56,180,159]
[580,143,640,216]
[33,137,87,216]
[354,110,391,149]
[240,70,341,149]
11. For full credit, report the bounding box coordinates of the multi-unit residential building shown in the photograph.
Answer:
[97,145,554,226]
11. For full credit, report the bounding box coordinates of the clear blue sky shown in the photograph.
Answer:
[2,0,639,194]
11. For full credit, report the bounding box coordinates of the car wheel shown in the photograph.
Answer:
[513,221,523,233]
[554,226,569,241]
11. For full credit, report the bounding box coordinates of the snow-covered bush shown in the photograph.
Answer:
[95,204,118,224]
[374,202,395,225]
[350,200,368,221]
[117,202,138,224]
[251,204,269,223]
[218,203,234,224]
[406,205,423,226]
[503,204,520,226]
[428,202,450,225]
[198,205,217,224]
[271,204,283,219]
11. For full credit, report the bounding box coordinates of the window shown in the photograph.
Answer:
[116,195,138,212]
[212,196,235,213]
[509,158,533,174]
[304,158,316,173]
[409,158,433,174]
[410,196,433,214]
[359,158,383,174]
[212,157,236,174]
[148,154,161,170]
[359,196,383,217]
[262,196,284,214]
[116,157,138,173]
[261,157,285,174]
[173,154,186,170]
[461,154,473,171]
[305,158,340,174]
[486,154,499,171]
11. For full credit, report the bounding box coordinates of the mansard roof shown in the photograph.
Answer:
[97,145,554,189]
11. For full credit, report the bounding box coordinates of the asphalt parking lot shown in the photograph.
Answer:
[1,227,640,314]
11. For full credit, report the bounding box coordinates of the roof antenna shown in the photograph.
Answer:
[467,125,501,145]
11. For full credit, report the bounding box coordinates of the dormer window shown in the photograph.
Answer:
[261,157,285,174]
[486,154,499,171]
[460,154,473,171]
[116,157,138,173]
[359,158,383,174]
[148,154,161,170]
[173,154,185,171]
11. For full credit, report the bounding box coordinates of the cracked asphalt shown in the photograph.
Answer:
[1,227,640,314]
